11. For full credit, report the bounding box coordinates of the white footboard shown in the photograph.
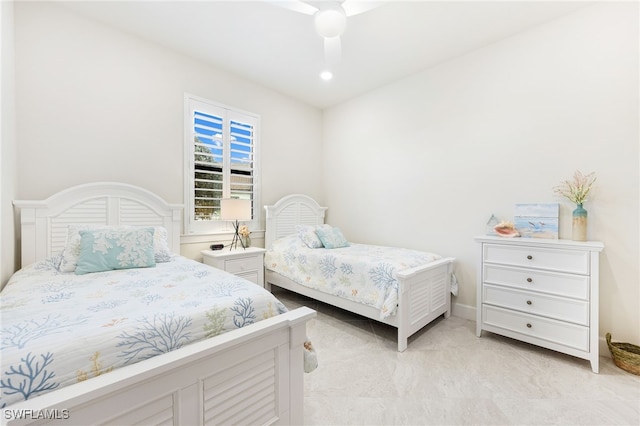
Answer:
[266,258,454,352]
[395,257,454,351]
[2,307,315,426]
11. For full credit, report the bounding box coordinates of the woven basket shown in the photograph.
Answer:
[606,333,640,376]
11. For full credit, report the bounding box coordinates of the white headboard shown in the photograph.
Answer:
[13,182,183,267]
[264,194,327,248]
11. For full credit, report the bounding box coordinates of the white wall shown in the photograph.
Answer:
[1,0,17,287]
[322,2,639,343]
[9,2,639,344]
[13,1,323,258]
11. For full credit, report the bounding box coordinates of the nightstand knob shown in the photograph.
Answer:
[526,277,533,283]
[526,323,532,328]
[526,300,532,305]
[526,255,533,260]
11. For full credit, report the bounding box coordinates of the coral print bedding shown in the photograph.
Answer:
[0,255,287,407]
[265,235,442,319]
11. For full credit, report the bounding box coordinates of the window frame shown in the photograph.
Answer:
[184,93,260,236]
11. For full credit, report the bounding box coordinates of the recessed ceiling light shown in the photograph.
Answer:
[320,71,333,81]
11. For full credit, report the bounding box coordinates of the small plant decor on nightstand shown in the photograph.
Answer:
[554,170,597,241]
[239,225,251,248]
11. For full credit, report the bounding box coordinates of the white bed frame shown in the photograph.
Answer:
[264,194,454,352]
[7,182,315,426]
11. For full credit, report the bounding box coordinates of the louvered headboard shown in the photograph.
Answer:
[13,182,182,267]
[264,194,327,248]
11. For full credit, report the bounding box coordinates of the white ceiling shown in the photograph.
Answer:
[58,0,592,109]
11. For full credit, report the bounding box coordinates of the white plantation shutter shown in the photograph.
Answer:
[185,95,259,234]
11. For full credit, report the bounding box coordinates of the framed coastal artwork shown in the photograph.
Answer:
[514,203,559,239]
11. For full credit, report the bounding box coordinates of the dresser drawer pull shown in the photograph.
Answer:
[526,300,532,305]
[526,255,533,260]
[526,323,532,328]
[526,277,533,283]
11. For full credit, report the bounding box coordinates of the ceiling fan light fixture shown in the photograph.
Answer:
[314,8,347,38]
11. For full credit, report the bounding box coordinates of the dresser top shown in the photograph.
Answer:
[475,235,604,251]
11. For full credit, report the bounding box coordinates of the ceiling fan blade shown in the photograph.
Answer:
[340,0,383,16]
[265,0,318,15]
[324,36,342,66]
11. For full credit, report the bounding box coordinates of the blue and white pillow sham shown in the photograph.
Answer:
[316,226,349,249]
[59,225,172,273]
[75,227,156,275]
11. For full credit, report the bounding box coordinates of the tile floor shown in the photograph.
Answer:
[273,288,640,426]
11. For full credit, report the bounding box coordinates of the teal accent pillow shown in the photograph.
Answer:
[60,225,171,272]
[75,227,156,275]
[316,226,349,249]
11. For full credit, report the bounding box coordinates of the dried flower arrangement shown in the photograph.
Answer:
[238,225,251,238]
[554,170,597,205]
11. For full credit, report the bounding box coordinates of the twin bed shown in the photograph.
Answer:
[2,183,314,425]
[263,194,455,352]
[2,184,454,425]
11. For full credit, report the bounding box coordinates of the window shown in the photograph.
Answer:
[184,94,259,234]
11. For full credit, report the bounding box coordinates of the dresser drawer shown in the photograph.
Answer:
[482,305,589,351]
[483,264,589,300]
[484,244,589,274]
[483,284,589,325]
[224,257,260,274]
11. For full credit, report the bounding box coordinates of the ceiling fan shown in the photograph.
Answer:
[268,1,383,66]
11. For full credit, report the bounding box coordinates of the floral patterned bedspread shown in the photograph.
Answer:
[0,256,287,407]
[264,236,441,319]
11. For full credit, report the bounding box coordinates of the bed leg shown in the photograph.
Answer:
[397,333,408,352]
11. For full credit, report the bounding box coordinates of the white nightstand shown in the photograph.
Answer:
[201,246,267,287]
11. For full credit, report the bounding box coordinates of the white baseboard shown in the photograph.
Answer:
[451,302,476,321]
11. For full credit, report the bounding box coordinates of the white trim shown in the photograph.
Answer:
[183,93,261,236]
[451,302,476,321]
[180,229,265,245]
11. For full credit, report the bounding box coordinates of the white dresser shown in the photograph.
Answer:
[475,236,604,373]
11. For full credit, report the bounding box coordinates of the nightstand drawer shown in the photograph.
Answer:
[225,257,260,274]
[483,284,589,325]
[483,264,589,300]
[484,244,589,274]
[483,305,589,351]
[236,271,259,285]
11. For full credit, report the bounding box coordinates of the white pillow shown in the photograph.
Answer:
[151,226,172,262]
[296,224,330,249]
[59,224,171,272]
[296,225,321,248]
